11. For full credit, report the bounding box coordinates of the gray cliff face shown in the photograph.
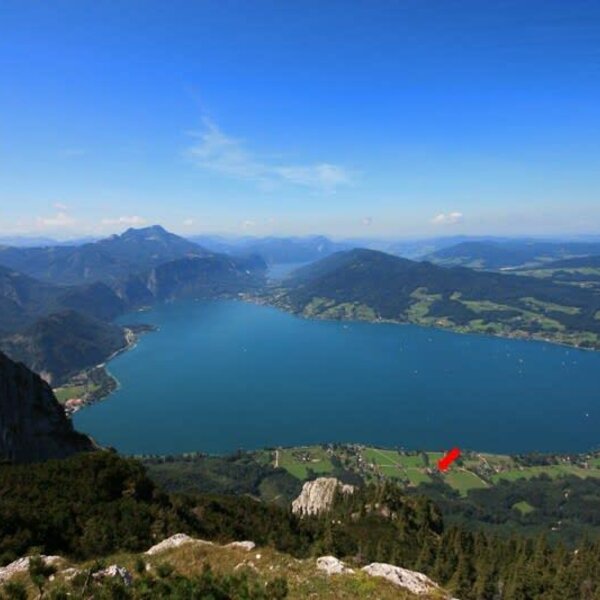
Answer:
[0,351,94,463]
[291,477,355,516]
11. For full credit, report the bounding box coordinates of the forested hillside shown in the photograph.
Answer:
[272,249,600,348]
[1,451,600,599]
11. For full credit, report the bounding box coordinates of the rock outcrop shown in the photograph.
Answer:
[0,351,94,463]
[226,541,256,551]
[291,477,355,516]
[93,565,133,586]
[362,562,445,596]
[0,555,62,583]
[146,534,259,556]
[316,556,354,575]
[315,555,451,597]
[145,533,213,555]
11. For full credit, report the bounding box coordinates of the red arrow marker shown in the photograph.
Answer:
[438,447,461,472]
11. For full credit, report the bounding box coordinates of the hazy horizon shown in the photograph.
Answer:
[2,225,600,246]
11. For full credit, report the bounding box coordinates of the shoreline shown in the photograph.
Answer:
[59,324,157,415]
[248,292,600,353]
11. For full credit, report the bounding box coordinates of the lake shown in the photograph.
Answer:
[74,300,600,455]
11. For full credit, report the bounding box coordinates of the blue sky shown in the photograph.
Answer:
[1,0,599,239]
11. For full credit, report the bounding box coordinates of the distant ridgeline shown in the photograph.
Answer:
[269,248,600,349]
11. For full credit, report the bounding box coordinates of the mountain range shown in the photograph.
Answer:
[2,226,600,385]
[189,234,351,265]
[0,226,267,384]
[272,248,600,348]
[0,225,208,285]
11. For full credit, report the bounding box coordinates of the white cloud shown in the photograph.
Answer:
[101,215,147,226]
[182,218,195,227]
[188,118,352,192]
[54,202,69,211]
[432,212,464,226]
[36,211,77,229]
[241,219,256,230]
[362,216,373,226]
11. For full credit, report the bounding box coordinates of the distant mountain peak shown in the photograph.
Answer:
[121,224,169,238]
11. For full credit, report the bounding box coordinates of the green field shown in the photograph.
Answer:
[424,452,444,466]
[520,297,581,315]
[363,447,402,466]
[405,468,432,486]
[277,446,335,479]
[53,382,101,404]
[53,385,87,404]
[444,470,488,496]
[397,454,426,468]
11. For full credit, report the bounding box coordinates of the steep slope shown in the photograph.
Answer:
[0,265,126,334]
[274,248,600,348]
[56,281,126,321]
[0,311,127,385]
[0,266,59,334]
[0,225,208,285]
[116,254,267,304]
[0,351,93,463]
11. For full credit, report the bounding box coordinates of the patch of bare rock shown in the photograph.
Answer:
[93,565,133,586]
[316,556,455,598]
[316,556,354,575]
[0,555,62,583]
[291,477,355,516]
[145,533,256,556]
[145,533,214,555]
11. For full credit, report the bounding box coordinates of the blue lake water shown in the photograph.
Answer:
[74,300,600,455]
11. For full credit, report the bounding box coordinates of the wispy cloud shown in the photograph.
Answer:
[36,210,77,229]
[101,215,147,226]
[432,211,464,225]
[187,118,352,192]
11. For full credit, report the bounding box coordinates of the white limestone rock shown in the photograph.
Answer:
[0,555,62,583]
[291,477,355,516]
[145,533,213,555]
[362,562,442,595]
[93,565,132,586]
[226,541,256,551]
[316,556,354,575]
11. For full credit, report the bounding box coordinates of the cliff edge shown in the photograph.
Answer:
[0,350,94,463]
